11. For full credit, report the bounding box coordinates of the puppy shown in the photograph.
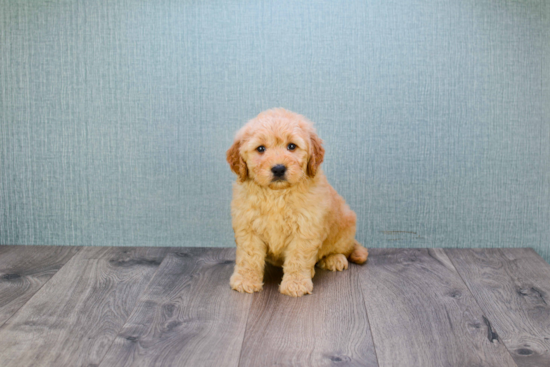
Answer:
[226,108,368,297]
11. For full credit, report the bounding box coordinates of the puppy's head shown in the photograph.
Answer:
[227,108,325,189]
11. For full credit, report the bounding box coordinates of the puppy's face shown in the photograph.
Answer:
[227,109,325,189]
[241,126,308,189]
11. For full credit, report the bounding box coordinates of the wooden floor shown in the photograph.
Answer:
[0,246,549,366]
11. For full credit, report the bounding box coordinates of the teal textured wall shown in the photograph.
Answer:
[1,1,549,261]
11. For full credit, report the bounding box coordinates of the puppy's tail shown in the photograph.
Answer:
[348,240,369,265]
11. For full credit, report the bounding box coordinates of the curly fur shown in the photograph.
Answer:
[227,108,368,297]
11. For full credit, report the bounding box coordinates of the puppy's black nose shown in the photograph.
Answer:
[271,164,286,177]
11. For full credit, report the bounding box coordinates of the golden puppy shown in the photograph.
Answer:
[226,108,368,297]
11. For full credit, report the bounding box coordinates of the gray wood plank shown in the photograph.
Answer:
[0,246,171,367]
[445,248,550,367]
[357,248,518,367]
[99,248,253,367]
[239,263,379,367]
[0,245,80,327]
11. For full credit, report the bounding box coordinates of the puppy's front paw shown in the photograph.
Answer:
[230,271,263,293]
[279,274,313,297]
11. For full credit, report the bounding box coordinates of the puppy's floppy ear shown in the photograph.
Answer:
[226,139,248,182]
[307,131,325,177]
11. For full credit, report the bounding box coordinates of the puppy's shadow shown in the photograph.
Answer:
[263,263,283,287]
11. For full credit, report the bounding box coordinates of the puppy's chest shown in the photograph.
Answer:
[251,196,301,254]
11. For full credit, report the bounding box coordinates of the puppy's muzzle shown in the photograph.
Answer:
[271,164,286,180]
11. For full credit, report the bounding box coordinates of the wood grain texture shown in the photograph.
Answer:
[445,248,550,367]
[99,248,252,367]
[356,248,518,367]
[0,246,171,367]
[239,263,379,367]
[0,245,80,327]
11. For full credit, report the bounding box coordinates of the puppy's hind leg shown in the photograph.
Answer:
[348,240,368,264]
[317,254,349,271]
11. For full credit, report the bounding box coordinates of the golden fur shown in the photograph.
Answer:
[226,108,368,297]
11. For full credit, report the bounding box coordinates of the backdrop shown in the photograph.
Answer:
[1,0,549,261]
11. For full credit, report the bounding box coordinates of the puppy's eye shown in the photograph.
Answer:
[287,143,297,151]
[256,146,266,153]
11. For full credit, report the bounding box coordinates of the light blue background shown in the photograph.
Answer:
[1,1,549,261]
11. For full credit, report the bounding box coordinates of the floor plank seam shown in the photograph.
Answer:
[236,282,256,367]
[95,248,174,367]
[353,263,382,367]
[443,249,520,367]
[0,246,83,330]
